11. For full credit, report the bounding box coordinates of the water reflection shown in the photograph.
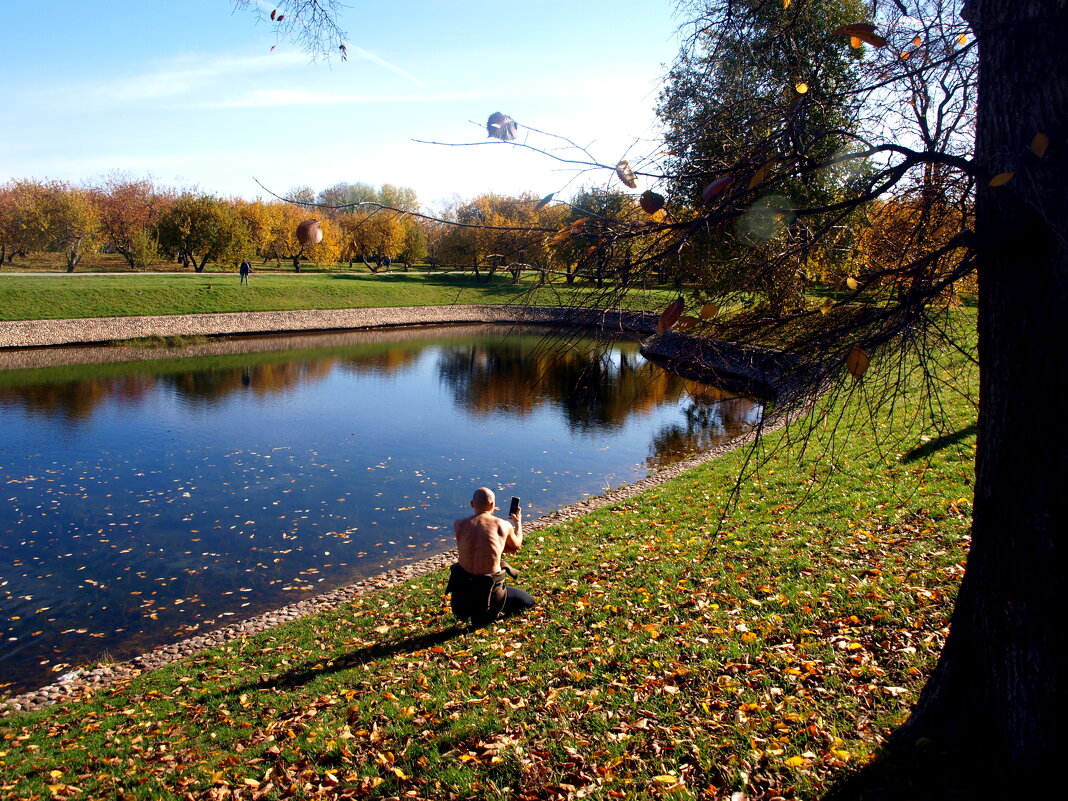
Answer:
[0,325,762,695]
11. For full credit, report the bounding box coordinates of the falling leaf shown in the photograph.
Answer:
[640,190,666,214]
[700,303,719,319]
[486,112,518,141]
[1031,132,1049,159]
[845,346,870,378]
[270,9,277,20]
[701,175,733,203]
[535,193,555,210]
[795,82,809,94]
[276,14,284,21]
[748,160,775,189]
[958,33,968,45]
[676,316,699,331]
[988,172,1015,187]
[783,0,791,7]
[912,35,923,46]
[296,220,323,246]
[657,297,685,335]
[832,23,887,48]
[846,276,859,290]
[616,160,639,189]
[850,35,863,48]
[819,297,834,314]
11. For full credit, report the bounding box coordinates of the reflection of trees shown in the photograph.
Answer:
[0,376,149,422]
[646,387,762,469]
[337,347,419,377]
[436,337,759,438]
[165,360,335,405]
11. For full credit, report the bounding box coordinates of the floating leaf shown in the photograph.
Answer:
[845,346,870,378]
[701,175,733,203]
[639,190,665,214]
[657,297,685,335]
[616,160,638,189]
[795,82,809,94]
[846,276,859,290]
[486,111,518,141]
[296,219,323,246]
[988,172,1015,187]
[535,193,555,211]
[748,160,774,190]
[833,23,887,48]
[1031,132,1049,159]
[700,302,719,320]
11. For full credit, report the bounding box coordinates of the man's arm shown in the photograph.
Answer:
[503,510,523,553]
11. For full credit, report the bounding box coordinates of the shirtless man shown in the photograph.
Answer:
[447,487,535,625]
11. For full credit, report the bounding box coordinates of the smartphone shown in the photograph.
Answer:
[509,497,521,517]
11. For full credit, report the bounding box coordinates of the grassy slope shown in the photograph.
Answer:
[0,313,978,799]
[0,271,674,322]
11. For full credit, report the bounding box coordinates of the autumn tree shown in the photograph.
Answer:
[93,173,172,269]
[154,194,249,272]
[0,180,50,265]
[43,182,103,272]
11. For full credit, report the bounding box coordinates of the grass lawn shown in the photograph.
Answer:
[0,310,978,799]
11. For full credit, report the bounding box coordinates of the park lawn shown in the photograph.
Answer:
[0,311,977,799]
[0,270,680,322]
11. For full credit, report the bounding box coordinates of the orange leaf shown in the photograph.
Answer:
[795,82,809,94]
[845,346,870,378]
[957,33,968,45]
[1031,132,1049,159]
[833,23,887,48]
[657,297,685,335]
[700,302,719,320]
[988,172,1015,187]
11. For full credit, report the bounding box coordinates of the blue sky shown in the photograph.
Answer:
[3,0,684,208]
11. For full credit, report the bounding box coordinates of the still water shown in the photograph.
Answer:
[0,324,762,694]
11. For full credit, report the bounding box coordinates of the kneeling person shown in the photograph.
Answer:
[448,487,535,626]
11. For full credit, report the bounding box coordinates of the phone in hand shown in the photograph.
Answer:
[509,496,521,517]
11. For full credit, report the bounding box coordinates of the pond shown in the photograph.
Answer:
[0,324,763,695]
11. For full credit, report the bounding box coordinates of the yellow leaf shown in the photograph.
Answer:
[49,770,63,779]
[846,276,859,290]
[653,775,680,784]
[1031,132,1049,159]
[819,298,833,314]
[845,346,870,378]
[850,35,863,48]
[374,625,390,634]
[785,755,806,767]
[958,33,968,45]
[748,160,775,189]
[795,82,809,94]
[783,0,791,7]
[832,23,887,48]
[988,172,1015,187]
[700,302,720,319]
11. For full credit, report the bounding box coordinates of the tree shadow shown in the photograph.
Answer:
[821,738,984,800]
[901,423,977,464]
[217,624,469,697]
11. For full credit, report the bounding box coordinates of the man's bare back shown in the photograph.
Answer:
[453,487,522,575]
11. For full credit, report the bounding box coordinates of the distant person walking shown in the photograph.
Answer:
[239,260,251,285]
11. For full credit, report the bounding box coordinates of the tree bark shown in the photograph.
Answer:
[892,0,1064,788]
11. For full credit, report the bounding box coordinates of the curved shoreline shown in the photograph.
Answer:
[0,306,792,715]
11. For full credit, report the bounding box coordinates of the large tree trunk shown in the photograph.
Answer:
[888,0,1063,790]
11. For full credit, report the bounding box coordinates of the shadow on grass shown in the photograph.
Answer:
[821,738,986,800]
[901,424,977,464]
[221,625,470,695]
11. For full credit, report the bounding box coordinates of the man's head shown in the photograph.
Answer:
[471,487,495,513]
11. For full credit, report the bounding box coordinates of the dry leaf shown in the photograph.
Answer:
[749,160,775,190]
[700,302,719,320]
[640,190,666,214]
[832,23,887,48]
[819,297,833,314]
[1031,132,1049,159]
[486,112,518,141]
[657,297,685,335]
[988,172,1015,187]
[701,175,733,203]
[535,193,555,211]
[845,346,870,378]
[616,160,638,189]
[846,276,859,290]
[296,220,323,246]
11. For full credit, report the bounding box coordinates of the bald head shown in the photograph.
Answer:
[471,487,495,512]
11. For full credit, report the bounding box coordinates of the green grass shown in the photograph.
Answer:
[0,271,677,321]
[0,312,978,799]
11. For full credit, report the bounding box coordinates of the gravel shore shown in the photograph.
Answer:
[0,305,792,715]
